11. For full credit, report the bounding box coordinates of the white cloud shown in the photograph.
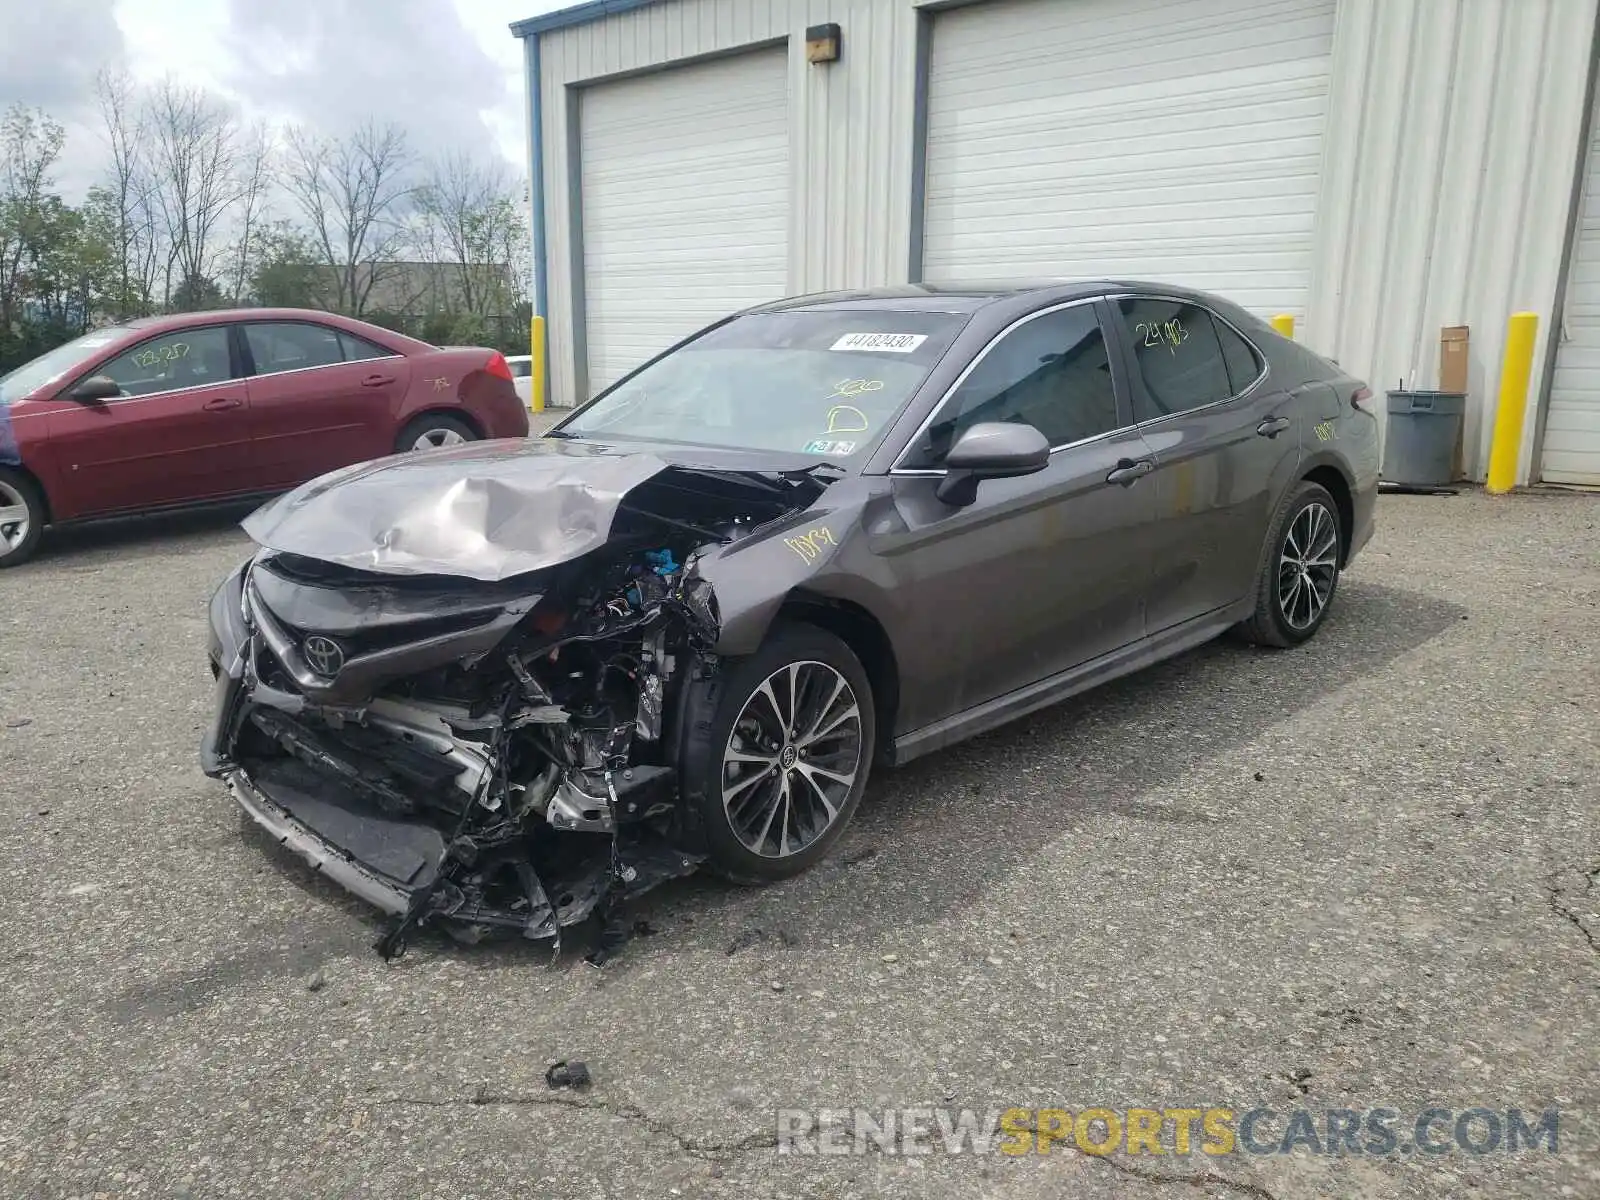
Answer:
[1,0,573,193]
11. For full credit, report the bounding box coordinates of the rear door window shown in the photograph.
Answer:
[337,331,397,363]
[244,323,346,374]
[1114,298,1234,422]
[1214,318,1266,394]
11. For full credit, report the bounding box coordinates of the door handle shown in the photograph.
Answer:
[1257,415,1291,438]
[203,397,243,412]
[1106,457,1154,486]
[361,374,396,388]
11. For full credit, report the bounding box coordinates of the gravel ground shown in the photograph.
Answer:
[0,483,1595,1200]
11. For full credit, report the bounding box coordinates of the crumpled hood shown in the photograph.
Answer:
[243,438,672,582]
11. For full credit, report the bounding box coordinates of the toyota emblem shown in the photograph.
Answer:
[302,635,345,676]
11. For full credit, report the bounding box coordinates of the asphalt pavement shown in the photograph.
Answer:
[0,481,1596,1199]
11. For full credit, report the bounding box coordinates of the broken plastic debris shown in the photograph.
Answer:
[546,1060,592,1090]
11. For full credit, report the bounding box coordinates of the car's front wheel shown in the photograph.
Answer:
[396,413,479,453]
[1236,480,1343,647]
[680,623,876,883]
[0,468,46,569]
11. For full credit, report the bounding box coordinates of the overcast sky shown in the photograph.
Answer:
[0,0,570,195]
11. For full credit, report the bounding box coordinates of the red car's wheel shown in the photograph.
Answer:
[396,414,478,454]
[0,467,46,569]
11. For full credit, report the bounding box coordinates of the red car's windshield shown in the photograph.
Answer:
[0,328,128,407]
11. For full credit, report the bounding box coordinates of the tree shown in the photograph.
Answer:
[171,270,225,311]
[146,78,243,308]
[0,107,118,371]
[414,151,524,321]
[248,220,324,308]
[226,121,274,304]
[281,120,413,317]
[0,104,67,339]
[93,67,160,319]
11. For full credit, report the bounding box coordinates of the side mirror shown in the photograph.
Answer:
[934,421,1050,507]
[68,376,121,404]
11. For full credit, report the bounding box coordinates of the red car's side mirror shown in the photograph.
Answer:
[67,376,121,404]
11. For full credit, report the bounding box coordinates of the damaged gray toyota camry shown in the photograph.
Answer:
[201,281,1378,956]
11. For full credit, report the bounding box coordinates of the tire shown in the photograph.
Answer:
[679,623,876,883]
[395,413,478,454]
[1235,480,1343,648]
[0,467,46,569]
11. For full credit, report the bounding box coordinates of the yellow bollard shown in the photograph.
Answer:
[1270,314,1295,339]
[529,314,547,413]
[1485,312,1539,494]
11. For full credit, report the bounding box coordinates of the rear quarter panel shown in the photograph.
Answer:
[405,349,529,440]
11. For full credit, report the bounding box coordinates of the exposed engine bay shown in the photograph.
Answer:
[202,461,837,960]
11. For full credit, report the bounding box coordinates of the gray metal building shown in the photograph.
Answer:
[514,0,1600,487]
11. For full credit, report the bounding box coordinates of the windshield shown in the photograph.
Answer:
[559,309,968,460]
[0,328,127,407]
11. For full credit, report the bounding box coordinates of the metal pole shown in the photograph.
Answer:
[1486,312,1540,493]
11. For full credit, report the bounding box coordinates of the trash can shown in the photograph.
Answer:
[1382,390,1465,487]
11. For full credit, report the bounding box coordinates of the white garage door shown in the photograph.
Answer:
[579,48,790,394]
[1541,97,1600,486]
[922,0,1336,319]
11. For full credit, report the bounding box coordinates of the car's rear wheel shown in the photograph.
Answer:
[0,468,45,570]
[1236,480,1343,647]
[396,414,478,453]
[680,623,875,883]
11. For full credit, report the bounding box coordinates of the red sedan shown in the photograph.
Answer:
[0,308,530,567]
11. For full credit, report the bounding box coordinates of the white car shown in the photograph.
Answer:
[505,354,536,408]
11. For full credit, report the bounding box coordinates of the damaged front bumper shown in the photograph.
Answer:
[201,550,707,956]
[224,755,700,942]
[201,450,837,955]
[226,766,413,918]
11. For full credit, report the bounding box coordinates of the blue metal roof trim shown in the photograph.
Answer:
[509,0,665,39]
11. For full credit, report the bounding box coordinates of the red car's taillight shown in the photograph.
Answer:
[1352,385,1377,413]
[485,352,513,382]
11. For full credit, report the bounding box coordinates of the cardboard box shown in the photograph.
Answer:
[1440,325,1469,393]
[1440,326,1469,479]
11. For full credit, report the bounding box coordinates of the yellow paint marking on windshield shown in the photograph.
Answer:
[825,405,870,434]
[830,378,884,399]
[785,526,837,564]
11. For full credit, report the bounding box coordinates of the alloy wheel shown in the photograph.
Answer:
[721,661,864,858]
[0,480,30,560]
[1277,501,1339,631]
[412,427,466,451]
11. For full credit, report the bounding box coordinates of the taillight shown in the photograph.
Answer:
[1352,385,1377,413]
[485,352,513,382]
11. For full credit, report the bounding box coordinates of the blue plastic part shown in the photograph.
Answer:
[0,409,19,466]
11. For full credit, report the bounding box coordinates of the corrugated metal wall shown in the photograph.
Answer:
[536,0,920,408]
[1306,0,1600,482]
[531,0,1600,481]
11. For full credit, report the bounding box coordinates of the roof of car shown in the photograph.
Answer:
[120,307,369,332]
[752,280,1213,316]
